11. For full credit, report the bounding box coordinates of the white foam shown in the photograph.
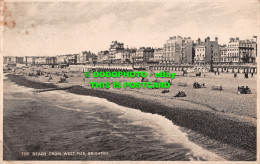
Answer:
[54,105,82,112]
[103,101,225,161]
[41,91,225,161]
[3,76,225,160]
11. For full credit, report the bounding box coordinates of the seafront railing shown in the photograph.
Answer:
[148,64,257,74]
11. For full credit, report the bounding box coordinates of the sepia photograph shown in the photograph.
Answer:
[1,0,259,162]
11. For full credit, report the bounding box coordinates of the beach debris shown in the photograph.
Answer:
[153,79,161,83]
[212,85,222,91]
[59,77,68,83]
[162,90,170,94]
[141,77,149,82]
[174,91,186,97]
[63,73,69,78]
[237,86,251,94]
[55,72,62,76]
[28,73,35,77]
[167,80,173,85]
[178,82,187,87]
[36,70,44,76]
[193,82,205,88]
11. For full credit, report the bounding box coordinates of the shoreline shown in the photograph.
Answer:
[5,74,256,160]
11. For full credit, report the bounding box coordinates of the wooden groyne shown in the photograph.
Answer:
[148,64,257,73]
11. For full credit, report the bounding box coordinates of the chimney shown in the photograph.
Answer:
[236,37,239,41]
[229,38,233,42]
[198,38,201,45]
[215,37,218,43]
[207,36,210,42]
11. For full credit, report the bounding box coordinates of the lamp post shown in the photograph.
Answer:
[210,45,214,72]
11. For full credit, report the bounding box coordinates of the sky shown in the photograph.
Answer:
[2,1,259,56]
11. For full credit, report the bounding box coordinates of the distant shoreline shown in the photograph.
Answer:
[5,74,256,161]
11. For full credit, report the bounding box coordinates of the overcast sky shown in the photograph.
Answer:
[3,1,259,56]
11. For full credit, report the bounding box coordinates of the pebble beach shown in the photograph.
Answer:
[3,65,257,160]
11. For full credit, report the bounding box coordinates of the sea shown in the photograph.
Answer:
[3,74,224,161]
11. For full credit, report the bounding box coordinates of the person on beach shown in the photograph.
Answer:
[83,78,85,84]
[214,71,216,75]
[244,72,248,79]
[150,69,154,76]
[183,70,188,76]
[251,72,254,78]
[234,72,237,78]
